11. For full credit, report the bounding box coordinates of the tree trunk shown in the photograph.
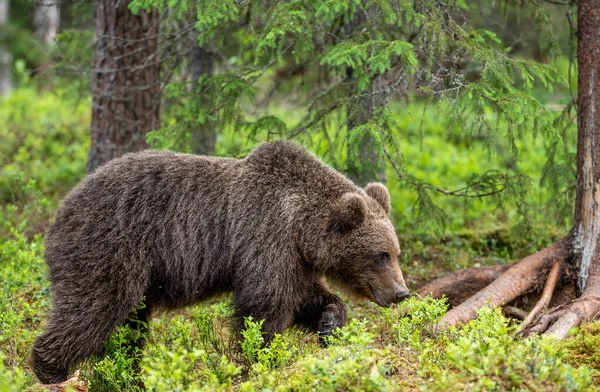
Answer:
[0,0,12,95]
[417,0,600,338]
[572,0,600,298]
[87,0,160,173]
[189,44,216,155]
[34,0,60,45]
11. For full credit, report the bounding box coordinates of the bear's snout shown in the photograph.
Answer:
[395,288,410,302]
[370,283,410,307]
[383,285,410,305]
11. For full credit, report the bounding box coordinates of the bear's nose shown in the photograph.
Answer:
[395,289,410,302]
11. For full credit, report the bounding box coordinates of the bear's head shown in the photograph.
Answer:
[319,183,409,307]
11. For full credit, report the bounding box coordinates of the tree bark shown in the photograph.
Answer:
[189,44,216,155]
[0,0,12,95]
[418,264,512,307]
[572,0,600,298]
[88,0,160,173]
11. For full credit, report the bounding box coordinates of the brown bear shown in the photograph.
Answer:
[31,140,409,384]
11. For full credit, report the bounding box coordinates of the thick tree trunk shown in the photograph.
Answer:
[34,0,60,45]
[189,45,216,155]
[0,0,12,95]
[88,0,160,173]
[417,0,600,338]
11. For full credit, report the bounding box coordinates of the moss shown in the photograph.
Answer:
[561,321,600,374]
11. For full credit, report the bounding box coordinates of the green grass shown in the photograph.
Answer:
[0,84,597,391]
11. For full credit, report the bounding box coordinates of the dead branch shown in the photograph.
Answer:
[35,370,87,391]
[503,306,528,320]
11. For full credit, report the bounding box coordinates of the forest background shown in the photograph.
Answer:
[1,0,600,390]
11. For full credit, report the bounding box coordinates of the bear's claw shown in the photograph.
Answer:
[317,303,346,346]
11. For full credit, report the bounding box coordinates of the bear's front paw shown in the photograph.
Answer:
[317,302,346,346]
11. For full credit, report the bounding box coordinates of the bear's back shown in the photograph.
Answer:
[44,150,243,286]
[243,140,359,199]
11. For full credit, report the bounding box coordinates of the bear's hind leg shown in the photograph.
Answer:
[31,307,125,384]
[31,275,149,384]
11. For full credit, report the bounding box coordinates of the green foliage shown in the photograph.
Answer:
[87,325,144,392]
[8,0,578,233]
[0,86,89,238]
[424,307,593,391]
[54,30,95,78]
[0,229,48,373]
[128,0,577,237]
[255,333,296,370]
[321,40,417,91]
[380,295,447,350]
[560,321,600,373]
[240,317,264,364]
[0,353,29,392]
[142,304,243,390]
[142,345,207,391]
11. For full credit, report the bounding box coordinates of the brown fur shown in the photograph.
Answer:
[31,140,408,384]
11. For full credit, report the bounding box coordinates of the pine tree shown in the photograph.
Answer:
[136,0,561,190]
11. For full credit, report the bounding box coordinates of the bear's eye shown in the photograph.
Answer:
[375,252,389,266]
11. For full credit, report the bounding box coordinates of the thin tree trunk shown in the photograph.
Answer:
[0,0,12,95]
[189,44,216,155]
[34,0,60,45]
[88,0,160,173]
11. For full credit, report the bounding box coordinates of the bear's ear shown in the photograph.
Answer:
[328,193,366,235]
[365,182,390,215]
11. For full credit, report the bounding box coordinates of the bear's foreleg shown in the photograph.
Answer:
[294,281,347,344]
